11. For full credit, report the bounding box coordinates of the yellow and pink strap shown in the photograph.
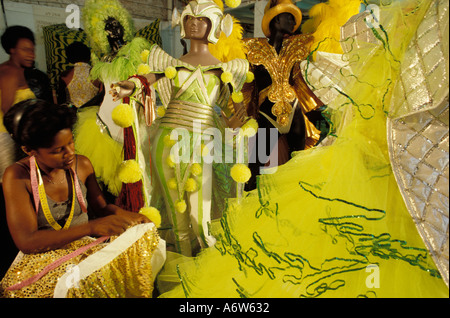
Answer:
[29,156,88,215]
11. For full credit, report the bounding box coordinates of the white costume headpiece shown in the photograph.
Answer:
[172,0,234,44]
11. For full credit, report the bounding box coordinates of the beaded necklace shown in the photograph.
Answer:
[30,156,87,230]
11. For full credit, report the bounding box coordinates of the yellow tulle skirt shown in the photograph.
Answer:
[157,0,449,298]
[158,112,448,298]
[73,106,123,196]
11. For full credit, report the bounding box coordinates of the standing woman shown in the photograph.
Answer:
[0,100,164,297]
[0,26,36,182]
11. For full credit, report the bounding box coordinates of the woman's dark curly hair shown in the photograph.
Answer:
[1,25,35,54]
[3,99,77,150]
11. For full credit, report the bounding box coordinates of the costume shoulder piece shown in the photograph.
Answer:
[243,34,313,67]
[219,58,249,93]
[144,45,248,108]
[146,44,248,91]
[146,44,180,73]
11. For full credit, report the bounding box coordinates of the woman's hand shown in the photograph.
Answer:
[109,80,136,101]
[88,211,149,237]
[113,209,152,224]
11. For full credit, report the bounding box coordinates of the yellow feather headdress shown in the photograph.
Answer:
[301,0,362,59]
[208,0,246,62]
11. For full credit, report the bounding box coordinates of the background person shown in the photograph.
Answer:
[57,41,101,108]
[0,26,37,277]
[0,25,36,182]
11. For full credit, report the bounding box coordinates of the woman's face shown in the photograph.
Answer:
[10,38,35,68]
[274,12,296,35]
[33,129,75,170]
[184,15,211,41]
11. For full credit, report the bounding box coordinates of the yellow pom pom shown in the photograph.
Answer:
[163,134,177,148]
[221,71,233,84]
[190,163,202,176]
[231,91,244,103]
[140,49,150,63]
[166,154,176,168]
[175,199,187,213]
[167,178,178,190]
[245,71,254,83]
[225,0,241,8]
[112,103,134,128]
[137,63,151,75]
[165,66,177,79]
[156,106,166,117]
[118,160,142,184]
[184,178,198,192]
[201,144,210,157]
[230,163,251,183]
[240,118,258,137]
[139,206,161,228]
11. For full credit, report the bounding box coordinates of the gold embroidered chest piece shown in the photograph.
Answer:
[243,34,312,126]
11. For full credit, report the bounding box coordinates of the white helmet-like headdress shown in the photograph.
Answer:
[172,0,235,44]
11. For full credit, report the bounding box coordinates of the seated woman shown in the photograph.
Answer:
[0,99,165,298]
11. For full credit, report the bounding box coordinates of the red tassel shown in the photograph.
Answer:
[115,96,145,212]
[115,180,144,213]
[128,76,154,186]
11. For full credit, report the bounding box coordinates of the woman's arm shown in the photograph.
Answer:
[110,73,164,101]
[3,164,92,253]
[2,159,146,254]
[0,67,20,115]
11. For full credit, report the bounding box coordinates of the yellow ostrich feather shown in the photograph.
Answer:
[208,0,246,62]
[301,0,362,60]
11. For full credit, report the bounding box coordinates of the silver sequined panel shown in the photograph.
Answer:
[388,101,449,287]
[388,0,449,287]
[340,11,378,52]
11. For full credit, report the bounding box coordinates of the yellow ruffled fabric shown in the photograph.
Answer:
[73,106,123,196]
[157,0,449,298]
[0,88,36,133]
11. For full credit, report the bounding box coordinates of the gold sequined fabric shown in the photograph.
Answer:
[243,35,321,147]
[1,226,160,298]
[66,226,159,298]
[387,0,449,287]
[0,237,103,298]
[243,35,313,126]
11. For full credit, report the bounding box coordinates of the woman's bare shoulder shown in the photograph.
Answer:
[74,154,95,176]
[76,154,93,167]
[2,159,31,185]
[0,63,21,78]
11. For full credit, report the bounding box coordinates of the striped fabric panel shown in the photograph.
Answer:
[135,19,162,47]
[42,24,88,90]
